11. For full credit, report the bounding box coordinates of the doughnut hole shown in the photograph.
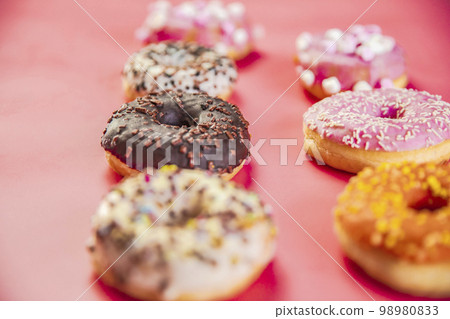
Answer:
[379,104,405,119]
[157,108,196,127]
[407,188,448,212]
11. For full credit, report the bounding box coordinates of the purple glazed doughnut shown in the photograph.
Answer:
[294,25,408,99]
[303,88,450,173]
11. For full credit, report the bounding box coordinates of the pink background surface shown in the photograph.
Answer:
[1,0,449,301]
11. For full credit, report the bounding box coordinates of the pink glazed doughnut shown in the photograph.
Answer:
[303,88,450,173]
[135,1,264,60]
[294,25,408,99]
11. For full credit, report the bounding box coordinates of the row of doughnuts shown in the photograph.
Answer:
[88,0,450,300]
[289,18,450,298]
[90,1,276,301]
[297,29,450,296]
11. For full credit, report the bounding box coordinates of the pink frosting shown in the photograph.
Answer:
[303,89,450,152]
[135,1,263,58]
[295,25,406,92]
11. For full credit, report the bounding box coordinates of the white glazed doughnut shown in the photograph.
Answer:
[87,166,276,300]
[122,41,237,101]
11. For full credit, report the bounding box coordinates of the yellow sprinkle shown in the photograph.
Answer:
[386,192,404,207]
[356,181,372,192]
[348,206,359,214]
[141,214,151,226]
[376,163,389,172]
[426,175,448,198]
[160,164,178,172]
[186,219,197,229]
[385,234,397,248]
[376,219,389,233]
[442,231,450,246]
[404,180,416,191]
[371,202,387,218]
[211,236,223,248]
[270,226,278,238]
[390,217,402,230]
[427,175,440,189]
[402,166,411,175]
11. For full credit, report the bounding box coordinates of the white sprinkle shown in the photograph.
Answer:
[353,81,372,91]
[178,2,197,18]
[300,70,315,87]
[214,42,228,56]
[232,28,249,46]
[355,45,375,61]
[324,28,343,41]
[319,39,337,53]
[148,65,165,77]
[295,32,313,51]
[227,2,245,18]
[148,11,168,29]
[298,52,311,64]
[365,34,395,55]
[431,128,443,139]
[322,77,341,94]
[337,35,357,54]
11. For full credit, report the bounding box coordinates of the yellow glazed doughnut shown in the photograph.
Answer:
[334,162,450,297]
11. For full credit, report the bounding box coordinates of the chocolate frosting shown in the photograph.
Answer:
[101,91,250,173]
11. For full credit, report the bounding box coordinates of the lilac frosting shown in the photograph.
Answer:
[303,89,450,152]
[295,25,406,93]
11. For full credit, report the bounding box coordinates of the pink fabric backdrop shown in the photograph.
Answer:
[0,0,449,300]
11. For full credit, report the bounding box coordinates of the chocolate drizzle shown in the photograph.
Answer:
[101,91,250,173]
[123,41,237,98]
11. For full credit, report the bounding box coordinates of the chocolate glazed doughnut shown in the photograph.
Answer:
[101,91,250,178]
